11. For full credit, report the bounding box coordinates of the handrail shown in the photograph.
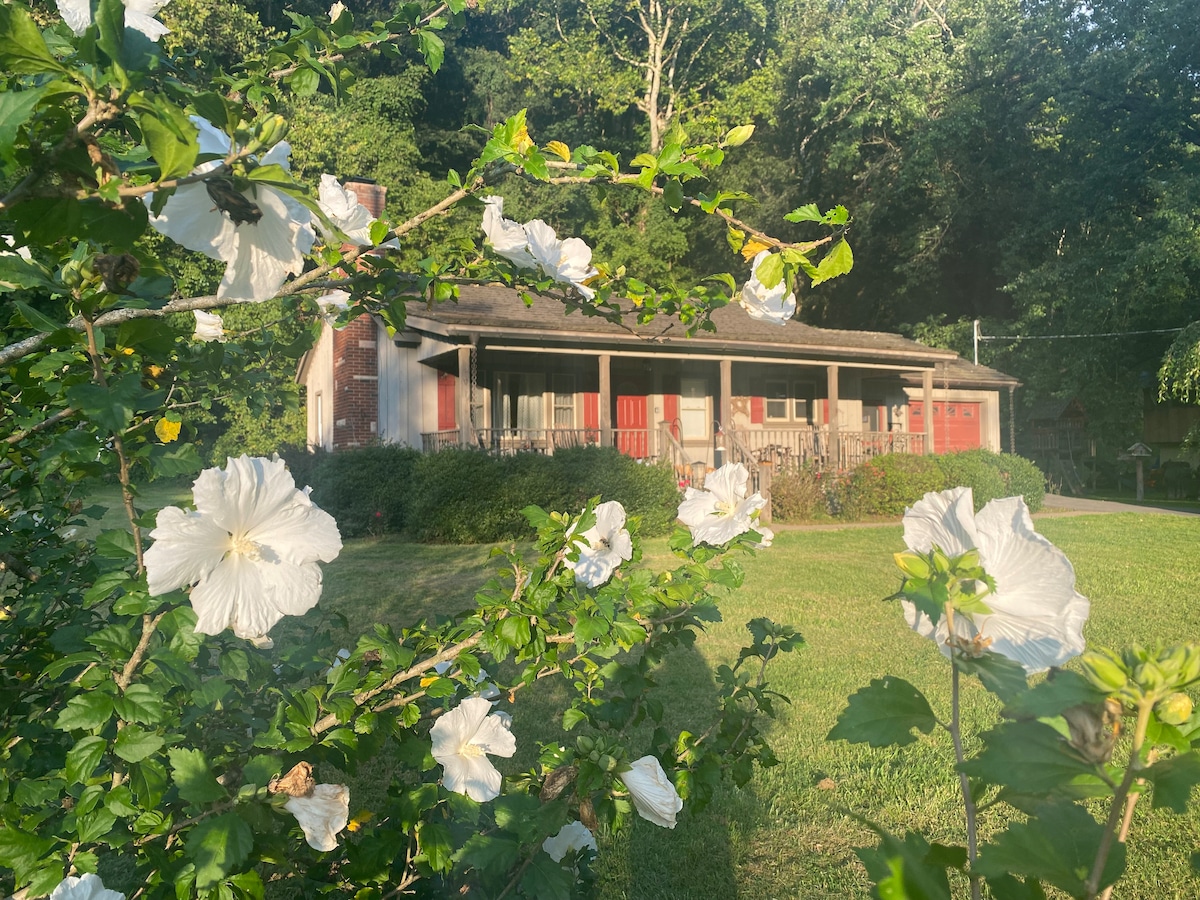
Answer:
[721,425,760,473]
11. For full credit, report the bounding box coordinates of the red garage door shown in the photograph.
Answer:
[909,401,981,453]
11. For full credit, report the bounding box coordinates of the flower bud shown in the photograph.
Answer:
[1080,650,1128,692]
[1134,661,1166,694]
[1155,692,1193,727]
[255,114,290,150]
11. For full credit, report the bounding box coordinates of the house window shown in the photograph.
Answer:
[552,374,575,428]
[495,372,545,430]
[765,380,789,420]
[680,378,708,438]
[765,380,814,423]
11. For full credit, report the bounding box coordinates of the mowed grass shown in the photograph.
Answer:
[313,513,1200,900]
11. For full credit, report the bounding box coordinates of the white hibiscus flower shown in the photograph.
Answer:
[146,117,315,303]
[316,174,397,249]
[480,196,537,269]
[901,486,1090,674]
[430,696,516,802]
[524,219,599,300]
[328,1,347,20]
[57,0,171,40]
[542,821,598,863]
[285,783,350,851]
[48,875,124,900]
[566,500,633,588]
[676,462,767,546]
[739,250,796,326]
[619,755,683,829]
[144,455,342,644]
[192,309,225,342]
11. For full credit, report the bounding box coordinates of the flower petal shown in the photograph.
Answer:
[430,696,493,759]
[439,750,503,803]
[144,506,230,595]
[902,487,978,556]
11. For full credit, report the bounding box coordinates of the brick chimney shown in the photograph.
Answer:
[329,177,386,449]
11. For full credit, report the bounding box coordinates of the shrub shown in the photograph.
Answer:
[830,453,945,518]
[983,450,1045,511]
[281,444,422,538]
[936,451,1008,509]
[767,466,828,521]
[552,446,682,536]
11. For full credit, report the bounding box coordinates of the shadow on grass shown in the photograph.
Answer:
[316,536,749,899]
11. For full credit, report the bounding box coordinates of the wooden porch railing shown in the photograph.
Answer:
[725,427,925,472]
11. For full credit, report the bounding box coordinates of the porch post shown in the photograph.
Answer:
[719,358,732,430]
[826,364,839,470]
[1008,384,1016,453]
[457,346,472,447]
[599,353,612,447]
[922,368,934,454]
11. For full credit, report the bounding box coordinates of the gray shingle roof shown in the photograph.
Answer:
[404,284,986,369]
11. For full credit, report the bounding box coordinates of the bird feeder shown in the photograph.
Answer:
[1127,442,1153,501]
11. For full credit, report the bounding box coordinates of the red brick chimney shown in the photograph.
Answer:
[329,178,386,449]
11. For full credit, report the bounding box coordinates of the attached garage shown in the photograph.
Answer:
[909,400,982,452]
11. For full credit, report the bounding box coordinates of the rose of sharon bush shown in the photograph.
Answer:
[901,486,1089,673]
[543,821,598,862]
[739,250,797,326]
[144,455,342,645]
[48,875,124,900]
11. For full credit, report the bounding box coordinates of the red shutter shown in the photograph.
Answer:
[437,372,456,430]
[750,396,764,424]
[583,392,600,430]
[663,392,679,427]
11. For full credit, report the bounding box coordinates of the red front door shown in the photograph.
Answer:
[616,391,649,457]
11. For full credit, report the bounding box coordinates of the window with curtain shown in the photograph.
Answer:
[680,378,708,438]
[496,373,545,430]
[552,374,575,428]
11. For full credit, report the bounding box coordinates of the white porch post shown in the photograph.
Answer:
[826,364,839,470]
[457,345,471,447]
[922,368,934,454]
[599,353,612,447]
[719,358,732,430]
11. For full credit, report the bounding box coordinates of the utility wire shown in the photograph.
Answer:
[978,326,1184,341]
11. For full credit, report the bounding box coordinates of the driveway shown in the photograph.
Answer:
[1039,494,1200,517]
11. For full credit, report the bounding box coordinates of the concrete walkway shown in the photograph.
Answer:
[1039,494,1200,517]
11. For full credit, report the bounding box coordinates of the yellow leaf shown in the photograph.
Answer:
[154,418,181,443]
[419,675,437,689]
[513,124,533,153]
[346,810,374,832]
[740,238,770,262]
[545,140,571,162]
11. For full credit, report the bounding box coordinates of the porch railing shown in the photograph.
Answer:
[725,427,925,472]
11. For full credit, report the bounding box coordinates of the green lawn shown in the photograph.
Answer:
[313,513,1200,900]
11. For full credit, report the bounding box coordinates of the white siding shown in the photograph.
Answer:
[376,320,440,447]
[303,327,335,450]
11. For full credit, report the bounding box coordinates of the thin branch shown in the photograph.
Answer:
[4,407,78,445]
[115,612,167,692]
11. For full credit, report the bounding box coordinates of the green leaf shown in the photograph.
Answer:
[828,677,937,747]
[186,813,254,889]
[0,86,47,170]
[75,806,117,843]
[631,153,658,169]
[13,299,63,334]
[985,875,1048,900]
[960,721,1100,795]
[0,5,68,74]
[95,528,137,559]
[67,373,158,434]
[66,736,108,783]
[975,802,1124,898]
[416,29,445,73]
[784,203,822,224]
[520,851,574,900]
[855,826,952,900]
[169,748,228,805]
[114,684,166,725]
[95,0,125,63]
[114,726,164,763]
[140,106,200,180]
[810,239,854,286]
[1005,671,1104,719]
[1146,750,1200,813]
[562,708,588,731]
[955,653,1028,703]
[663,178,684,212]
[57,693,116,732]
[496,615,531,648]
[416,821,453,873]
[753,252,784,290]
[288,67,320,97]
[0,827,56,873]
[454,833,519,878]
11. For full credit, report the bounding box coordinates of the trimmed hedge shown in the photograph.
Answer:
[284,445,681,543]
[282,444,422,538]
[829,450,1046,519]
